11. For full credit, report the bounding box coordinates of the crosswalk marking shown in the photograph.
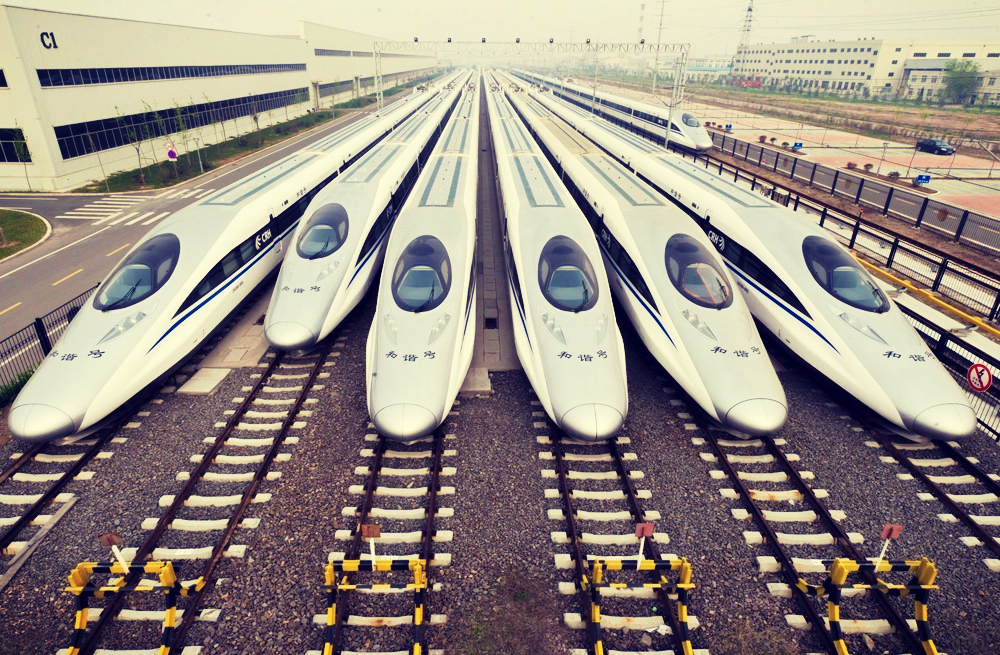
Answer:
[141,212,171,226]
[108,212,139,226]
[54,195,146,222]
[125,211,155,226]
[195,188,216,198]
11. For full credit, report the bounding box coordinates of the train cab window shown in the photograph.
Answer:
[664,234,733,309]
[391,236,451,313]
[681,113,702,128]
[538,236,599,313]
[802,236,888,313]
[95,234,180,311]
[297,203,349,259]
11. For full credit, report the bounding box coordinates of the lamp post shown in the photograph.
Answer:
[876,141,889,175]
[192,137,204,174]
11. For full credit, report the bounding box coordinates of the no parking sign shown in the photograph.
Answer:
[967,363,993,393]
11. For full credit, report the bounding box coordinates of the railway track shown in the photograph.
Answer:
[693,414,939,655]
[307,418,457,654]
[534,394,705,655]
[863,428,1000,574]
[60,334,339,655]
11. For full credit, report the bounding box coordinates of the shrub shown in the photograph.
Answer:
[888,171,901,179]
[781,141,790,148]
[769,137,777,144]
[758,135,767,143]
[846,162,858,169]
[863,163,873,172]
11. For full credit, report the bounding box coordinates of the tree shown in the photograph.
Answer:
[116,106,146,185]
[944,60,980,105]
[11,122,31,191]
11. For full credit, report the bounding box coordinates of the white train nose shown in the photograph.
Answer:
[265,322,317,350]
[560,404,624,441]
[911,403,978,440]
[725,398,788,435]
[373,404,439,441]
[8,404,77,441]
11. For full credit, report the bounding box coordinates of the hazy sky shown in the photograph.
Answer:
[10,1,1000,57]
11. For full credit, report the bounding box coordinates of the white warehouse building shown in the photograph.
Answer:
[732,35,1000,101]
[0,5,437,191]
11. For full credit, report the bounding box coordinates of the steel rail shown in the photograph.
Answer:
[77,344,304,653]
[0,432,113,553]
[0,442,45,486]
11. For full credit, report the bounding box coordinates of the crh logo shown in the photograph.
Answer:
[708,230,725,252]
[255,228,272,251]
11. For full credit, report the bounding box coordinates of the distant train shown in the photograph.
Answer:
[366,73,480,441]
[529,86,976,440]
[499,71,787,435]
[486,70,628,441]
[264,73,465,351]
[7,85,439,442]
[513,68,713,152]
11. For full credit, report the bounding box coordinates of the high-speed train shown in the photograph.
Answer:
[486,71,628,441]
[366,75,480,441]
[529,86,976,440]
[513,68,713,152]
[497,72,787,435]
[8,87,439,442]
[264,73,466,350]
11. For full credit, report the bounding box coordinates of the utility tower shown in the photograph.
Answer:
[637,3,645,43]
[734,1,754,81]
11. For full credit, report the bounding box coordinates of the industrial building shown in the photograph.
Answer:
[732,36,1000,102]
[0,5,436,191]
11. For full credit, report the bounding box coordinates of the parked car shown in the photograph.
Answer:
[916,139,956,155]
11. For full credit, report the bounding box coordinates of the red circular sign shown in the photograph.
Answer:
[967,363,993,393]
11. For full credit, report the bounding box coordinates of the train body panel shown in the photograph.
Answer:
[366,74,480,441]
[486,71,628,441]
[503,74,785,435]
[513,69,713,152]
[528,87,975,440]
[265,74,467,351]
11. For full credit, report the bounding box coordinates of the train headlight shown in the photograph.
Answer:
[680,306,718,341]
[382,313,399,345]
[98,310,148,344]
[428,313,451,345]
[541,313,566,345]
[836,309,887,344]
[315,259,341,282]
[595,313,609,344]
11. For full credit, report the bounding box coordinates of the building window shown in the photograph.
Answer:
[895,47,902,52]
[937,53,951,57]
[51,86,310,160]
[888,72,894,77]
[963,53,976,58]
[913,53,926,57]
[0,69,7,88]
[931,76,938,83]
[921,76,927,83]
[989,53,1000,58]
[891,60,898,64]
[990,78,996,86]
[37,63,306,88]
[0,128,31,163]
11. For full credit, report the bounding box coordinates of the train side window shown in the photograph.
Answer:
[392,236,452,313]
[297,203,349,259]
[239,239,256,264]
[802,236,888,313]
[95,234,180,311]
[220,251,241,277]
[664,234,733,309]
[538,236,599,313]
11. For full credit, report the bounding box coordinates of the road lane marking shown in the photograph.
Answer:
[52,269,84,286]
[107,243,131,257]
[195,188,216,198]
[0,302,23,317]
[0,226,113,282]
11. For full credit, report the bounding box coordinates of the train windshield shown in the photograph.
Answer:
[297,203,349,259]
[682,113,701,128]
[538,236,599,313]
[392,236,451,313]
[94,234,180,311]
[665,234,733,309]
[802,236,889,313]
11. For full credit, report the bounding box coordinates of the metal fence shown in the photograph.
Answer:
[711,133,1000,257]
[899,304,1000,442]
[678,144,1000,323]
[0,285,97,403]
